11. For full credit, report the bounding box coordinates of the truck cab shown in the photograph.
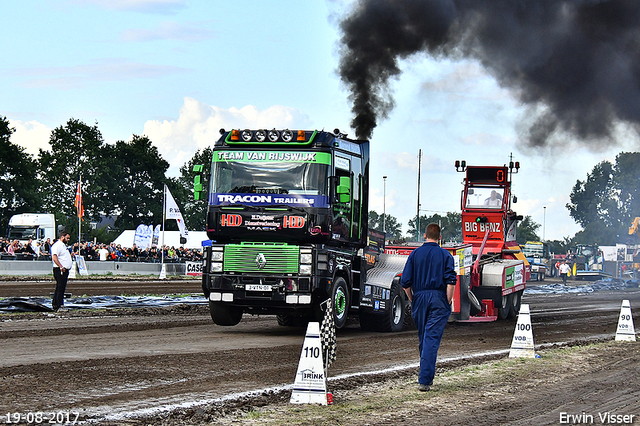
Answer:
[522,241,550,281]
[7,213,56,245]
[196,129,384,329]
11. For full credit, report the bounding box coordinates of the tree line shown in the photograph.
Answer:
[0,117,208,243]
[369,210,542,247]
[2,116,637,249]
[369,150,640,253]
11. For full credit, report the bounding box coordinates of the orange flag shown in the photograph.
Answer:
[75,179,84,219]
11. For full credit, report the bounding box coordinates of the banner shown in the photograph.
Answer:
[185,261,203,276]
[133,224,153,249]
[165,185,189,240]
[74,255,89,276]
[152,224,161,247]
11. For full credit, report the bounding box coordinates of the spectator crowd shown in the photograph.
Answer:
[0,237,203,263]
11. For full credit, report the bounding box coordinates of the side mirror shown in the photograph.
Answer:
[193,165,204,201]
[512,196,517,203]
[337,176,351,203]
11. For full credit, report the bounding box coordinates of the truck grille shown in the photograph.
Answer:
[224,243,299,274]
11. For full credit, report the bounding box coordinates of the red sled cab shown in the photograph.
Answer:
[443,160,529,321]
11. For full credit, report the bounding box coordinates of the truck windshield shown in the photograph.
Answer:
[522,244,544,257]
[211,159,329,197]
[465,187,504,209]
[8,227,37,240]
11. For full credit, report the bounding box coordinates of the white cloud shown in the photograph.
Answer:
[8,119,51,156]
[377,151,448,173]
[369,187,397,213]
[460,131,515,148]
[142,97,312,175]
[75,0,186,14]
[121,21,216,42]
[17,59,190,89]
[421,61,512,102]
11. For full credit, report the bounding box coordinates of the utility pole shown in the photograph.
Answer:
[383,175,387,236]
[543,206,546,241]
[416,149,422,242]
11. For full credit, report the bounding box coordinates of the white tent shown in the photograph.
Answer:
[112,230,208,250]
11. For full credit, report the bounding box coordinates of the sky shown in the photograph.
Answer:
[2,0,638,241]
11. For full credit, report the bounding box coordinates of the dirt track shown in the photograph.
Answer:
[0,277,639,425]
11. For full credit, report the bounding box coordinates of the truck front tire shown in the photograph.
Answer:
[209,301,243,326]
[330,277,350,329]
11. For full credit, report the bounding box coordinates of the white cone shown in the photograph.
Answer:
[159,263,167,279]
[290,322,328,405]
[509,304,536,358]
[69,260,77,279]
[615,300,636,342]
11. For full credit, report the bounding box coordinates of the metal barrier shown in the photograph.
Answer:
[0,260,187,276]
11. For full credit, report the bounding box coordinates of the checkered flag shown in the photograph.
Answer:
[320,299,337,369]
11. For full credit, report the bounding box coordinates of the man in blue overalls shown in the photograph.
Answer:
[401,223,456,391]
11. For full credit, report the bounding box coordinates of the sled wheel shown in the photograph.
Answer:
[359,281,406,332]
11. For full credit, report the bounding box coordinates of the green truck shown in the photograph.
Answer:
[193,128,407,331]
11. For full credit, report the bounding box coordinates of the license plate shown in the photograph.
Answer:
[246,284,272,292]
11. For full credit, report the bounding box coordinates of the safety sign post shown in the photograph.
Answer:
[509,304,536,358]
[290,322,328,405]
[615,300,636,342]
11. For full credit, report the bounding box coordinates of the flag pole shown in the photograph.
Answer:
[78,175,82,248]
[161,184,166,266]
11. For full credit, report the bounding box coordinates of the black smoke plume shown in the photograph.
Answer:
[339,0,640,146]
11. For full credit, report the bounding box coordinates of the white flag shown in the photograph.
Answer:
[165,184,189,239]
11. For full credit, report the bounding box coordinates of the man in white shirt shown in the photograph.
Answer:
[51,232,72,311]
[558,261,571,285]
[98,244,109,261]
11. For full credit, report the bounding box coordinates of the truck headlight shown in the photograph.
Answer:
[300,264,312,275]
[211,251,223,262]
[300,253,312,264]
[211,262,223,273]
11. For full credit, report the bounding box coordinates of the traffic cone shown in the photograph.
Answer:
[290,322,328,405]
[159,263,167,280]
[509,304,536,358]
[69,260,77,279]
[615,300,636,342]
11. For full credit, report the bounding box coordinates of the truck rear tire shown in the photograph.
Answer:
[507,290,522,318]
[330,277,350,329]
[496,292,511,320]
[209,301,243,326]
[359,281,406,332]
